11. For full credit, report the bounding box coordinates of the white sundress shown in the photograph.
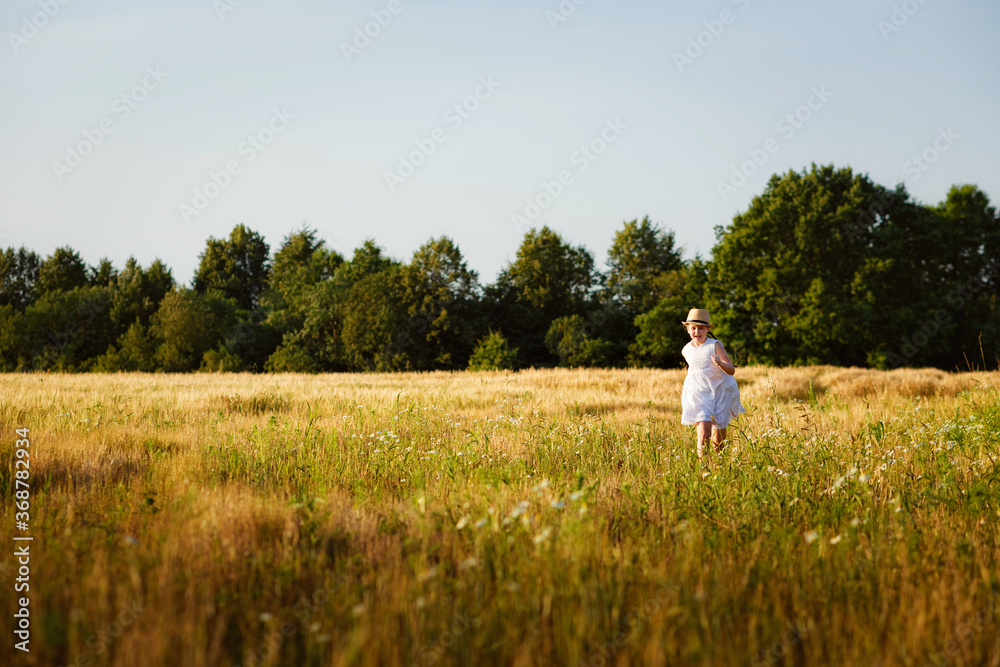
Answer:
[681,339,745,428]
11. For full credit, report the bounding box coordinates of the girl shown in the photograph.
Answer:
[679,308,745,460]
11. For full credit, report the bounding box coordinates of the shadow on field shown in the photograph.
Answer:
[564,401,679,417]
[214,391,294,415]
[40,455,146,488]
[738,366,978,401]
[23,434,177,490]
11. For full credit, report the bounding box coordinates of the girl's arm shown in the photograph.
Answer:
[711,341,736,376]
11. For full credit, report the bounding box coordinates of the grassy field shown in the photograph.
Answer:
[1,366,999,666]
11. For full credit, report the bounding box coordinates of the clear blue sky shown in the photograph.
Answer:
[2,0,998,285]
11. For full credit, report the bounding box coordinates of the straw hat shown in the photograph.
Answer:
[680,308,712,326]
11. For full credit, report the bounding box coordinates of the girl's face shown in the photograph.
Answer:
[687,324,710,345]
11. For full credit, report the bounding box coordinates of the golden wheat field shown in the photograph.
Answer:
[1,366,999,666]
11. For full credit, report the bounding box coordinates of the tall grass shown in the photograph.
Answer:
[1,367,998,666]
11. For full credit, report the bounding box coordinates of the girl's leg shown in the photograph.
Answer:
[712,426,727,453]
[696,421,712,459]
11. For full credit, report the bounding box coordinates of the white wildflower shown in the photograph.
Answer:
[510,501,530,518]
[531,479,550,493]
[532,528,552,545]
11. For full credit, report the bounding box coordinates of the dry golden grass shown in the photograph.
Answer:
[0,367,998,666]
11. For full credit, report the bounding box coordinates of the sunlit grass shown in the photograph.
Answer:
[1,367,998,666]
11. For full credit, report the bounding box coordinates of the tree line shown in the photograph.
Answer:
[1,164,997,373]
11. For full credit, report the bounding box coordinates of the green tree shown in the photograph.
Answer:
[193,224,270,311]
[398,237,482,370]
[883,184,1000,368]
[703,164,1000,369]
[606,216,684,317]
[268,280,346,373]
[150,289,238,372]
[468,331,518,371]
[216,318,283,372]
[264,341,320,373]
[91,322,160,372]
[20,286,115,371]
[341,268,410,371]
[630,260,708,367]
[706,165,908,366]
[486,227,596,367]
[93,258,175,372]
[497,227,594,311]
[109,258,175,335]
[37,246,88,295]
[0,305,25,371]
[261,227,344,335]
[590,217,687,367]
[0,247,41,310]
[266,240,400,373]
[89,258,118,287]
[338,239,397,283]
[545,315,616,368]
